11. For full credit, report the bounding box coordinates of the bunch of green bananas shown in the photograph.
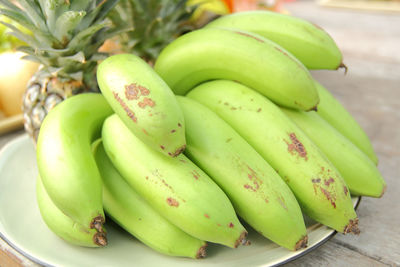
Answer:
[35,11,386,258]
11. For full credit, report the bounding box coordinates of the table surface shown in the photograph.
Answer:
[1,1,399,266]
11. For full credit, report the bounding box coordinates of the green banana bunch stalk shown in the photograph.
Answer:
[187,80,359,234]
[314,80,378,164]
[177,96,307,250]
[97,54,186,157]
[102,114,247,248]
[205,10,344,70]
[36,93,113,233]
[280,107,386,198]
[154,27,319,111]
[93,140,207,258]
[36,175,107,247]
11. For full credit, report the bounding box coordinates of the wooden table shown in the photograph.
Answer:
[1,1,399,266]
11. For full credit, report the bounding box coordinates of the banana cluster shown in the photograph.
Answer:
[35,11,386,258]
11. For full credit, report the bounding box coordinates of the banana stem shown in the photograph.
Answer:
[338,62,348,74]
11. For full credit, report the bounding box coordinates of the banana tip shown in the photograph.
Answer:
[338,62,348,74]
[234,231,248,248]
[344,218,360,235]
[196,243,208,259]
[379,184,387,198]
[294,235,308,251]
[93,232,107,247]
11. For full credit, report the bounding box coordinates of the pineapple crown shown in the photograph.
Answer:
[108,0,197,63]
[0,0,126,88]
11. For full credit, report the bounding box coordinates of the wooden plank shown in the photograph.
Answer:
[318,0,400,13]
[283,239,390,266]
[0,243,24,267]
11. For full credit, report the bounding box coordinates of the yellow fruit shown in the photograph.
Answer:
[188,0,230,26]
[0,51,39,116]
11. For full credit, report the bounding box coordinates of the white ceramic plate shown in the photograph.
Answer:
[0,135,360,267]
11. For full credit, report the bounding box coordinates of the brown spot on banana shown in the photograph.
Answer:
[320,187,336,208]
[124,83,150,100]
[344,186,349,196]
[285,133,308,160]
[113,92,137,122]
[191,170,200,180]
[324,177,335,186]
[166,197,179,207]
[138,97,155,108]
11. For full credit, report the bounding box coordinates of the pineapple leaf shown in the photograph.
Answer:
[37,0,69,33]
[14,0,47,32]
[0,0,22,13]
[18,47,52,66]
[54,11,86,44]
[67,22,106,53]
[67,71,83,82]
[78,0,119,31]
[0,8,36,32]
[20,54,43,64]
[70,0,92,12]
[0,21,40,48]
[90,52,108,61]
[0,9,57,45]
[93,0,120,24]
[57,51,86,66]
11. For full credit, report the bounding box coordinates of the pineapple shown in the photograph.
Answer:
[107,0,199,64]
[0,0,122,141]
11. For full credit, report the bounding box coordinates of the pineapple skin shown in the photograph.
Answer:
[23,72,93,141]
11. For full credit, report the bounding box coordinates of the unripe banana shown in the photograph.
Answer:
[36,175,107,247]
[97,54,186,157]
[92,140,207,258]
[280,107,386,198]
[36,93,113,231]
[154,27,319,111]
[314,80,378,164]
[177,96,307,250]
[187,80,359,234]
[205,10,343,70]
[102,114,247,248]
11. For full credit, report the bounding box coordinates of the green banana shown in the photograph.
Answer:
[97,54,186,157]
[36,93,113,231]
[177,96,307,250]
[187,80,359,234]
[36,175,107,247]
[280,107,386,198]
[102,114,247,248]
[92,140,207,259]
[315,80,378,164]
[205,10,343,70]
[154,27,319,111]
